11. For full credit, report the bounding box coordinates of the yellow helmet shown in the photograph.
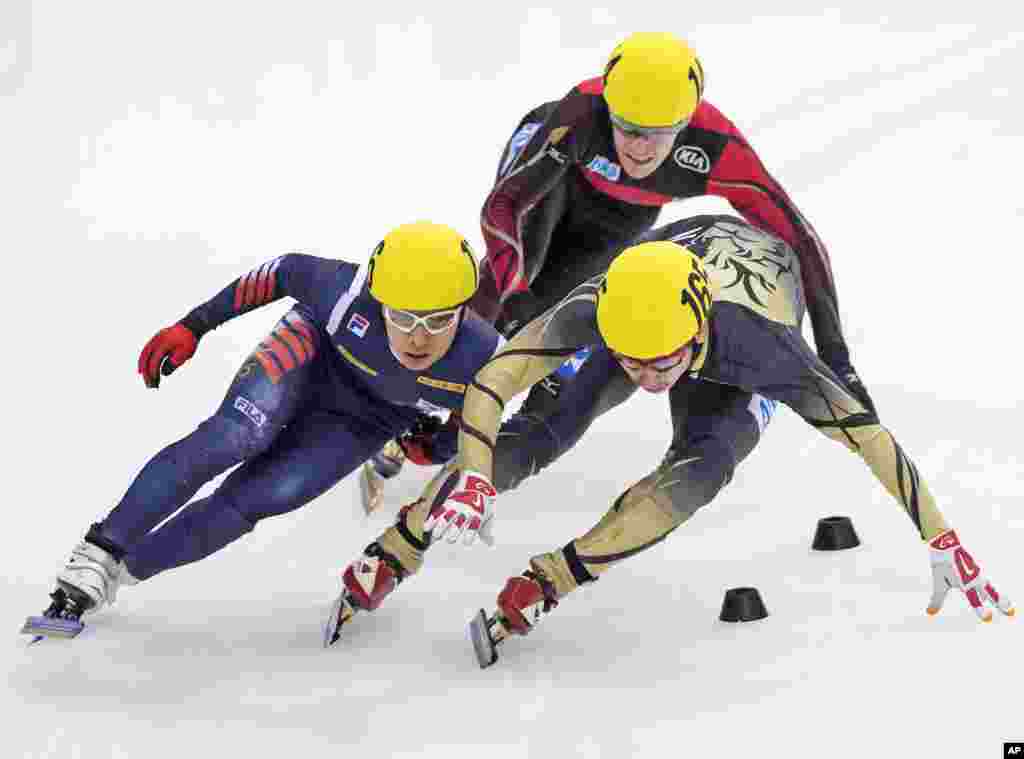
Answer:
[603,32,705,130]
[597,240,712,359]
[367,222,479,311]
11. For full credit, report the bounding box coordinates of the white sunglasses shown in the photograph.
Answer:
[384,306,461,335]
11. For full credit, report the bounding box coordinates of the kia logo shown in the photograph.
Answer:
[673,146,710,174]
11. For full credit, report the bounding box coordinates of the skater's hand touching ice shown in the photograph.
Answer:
[927,529,1013,622]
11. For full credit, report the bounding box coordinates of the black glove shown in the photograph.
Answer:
[495,290,540,338]
[397,414,446,465]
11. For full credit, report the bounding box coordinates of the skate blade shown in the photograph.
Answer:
[358,462,384,518]
[323,594,356,648]
[21,615,85,639]
[468,609,500,669]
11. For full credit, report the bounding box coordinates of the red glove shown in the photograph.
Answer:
[138,324,198,388]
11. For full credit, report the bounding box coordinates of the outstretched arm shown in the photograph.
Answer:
[407,279,604,547]
[700,106,852,378]
[178,254,344,338]
[139,254,345,387]
[458,278,604,481]
[768,324,1012,621]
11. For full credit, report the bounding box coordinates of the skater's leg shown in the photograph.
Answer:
[497,384,771,634]
[55,310,320,609]
[99,311,320,551]
[125,409,392,580]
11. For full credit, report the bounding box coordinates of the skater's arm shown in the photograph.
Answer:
[480,89,594,308]
[458,277,604,478]
[699,107,849,375]
[774,325,1013,620]
[138,254,349,388]
[180,254,348,338]
[755,321,946,540]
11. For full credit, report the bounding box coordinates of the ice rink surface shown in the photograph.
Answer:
[3,3,1022,757]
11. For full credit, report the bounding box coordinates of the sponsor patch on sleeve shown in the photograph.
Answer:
[347,312,370,338]
[673,145,711,174]
[747,394,778,435]
[233,396,268,428]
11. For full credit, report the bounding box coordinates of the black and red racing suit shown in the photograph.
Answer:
[476,76,853,381]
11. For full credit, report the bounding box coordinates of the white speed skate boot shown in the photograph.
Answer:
[22,527,136,640]
[56,539,133,614]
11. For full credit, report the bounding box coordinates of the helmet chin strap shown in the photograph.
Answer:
[687,321,712,377]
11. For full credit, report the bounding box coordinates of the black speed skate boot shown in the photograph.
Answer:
[469,569,559,669]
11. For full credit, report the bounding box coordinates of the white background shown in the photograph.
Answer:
[3,2,1023,757]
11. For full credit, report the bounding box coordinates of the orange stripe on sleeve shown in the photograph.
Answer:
[264,335,296,372]
[254,351,283,383]
[264,258,282,304]
[255,262,273,304]
[245,268,262,307]
[234,274,251,311]
[286,314,317,356]
[275,325,308,364]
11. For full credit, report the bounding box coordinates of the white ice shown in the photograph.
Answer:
[3,3,1023,758]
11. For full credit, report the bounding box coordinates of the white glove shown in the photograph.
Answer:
[423,469,497,547]
[927,529,1014,622]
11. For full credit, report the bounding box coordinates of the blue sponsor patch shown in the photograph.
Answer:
[585,155,621,182]
[499,122,542,177]
[747,394,778,434]
[555,346,593,380]
[347,312,369,338]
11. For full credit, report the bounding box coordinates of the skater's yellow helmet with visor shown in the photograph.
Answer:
[597,240,712,360]
[603,32,705,134]
[367,222,479,312]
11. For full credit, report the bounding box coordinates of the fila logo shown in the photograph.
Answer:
[233,396,267,428]
[347,312,370,338]
[673,146,711,174]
